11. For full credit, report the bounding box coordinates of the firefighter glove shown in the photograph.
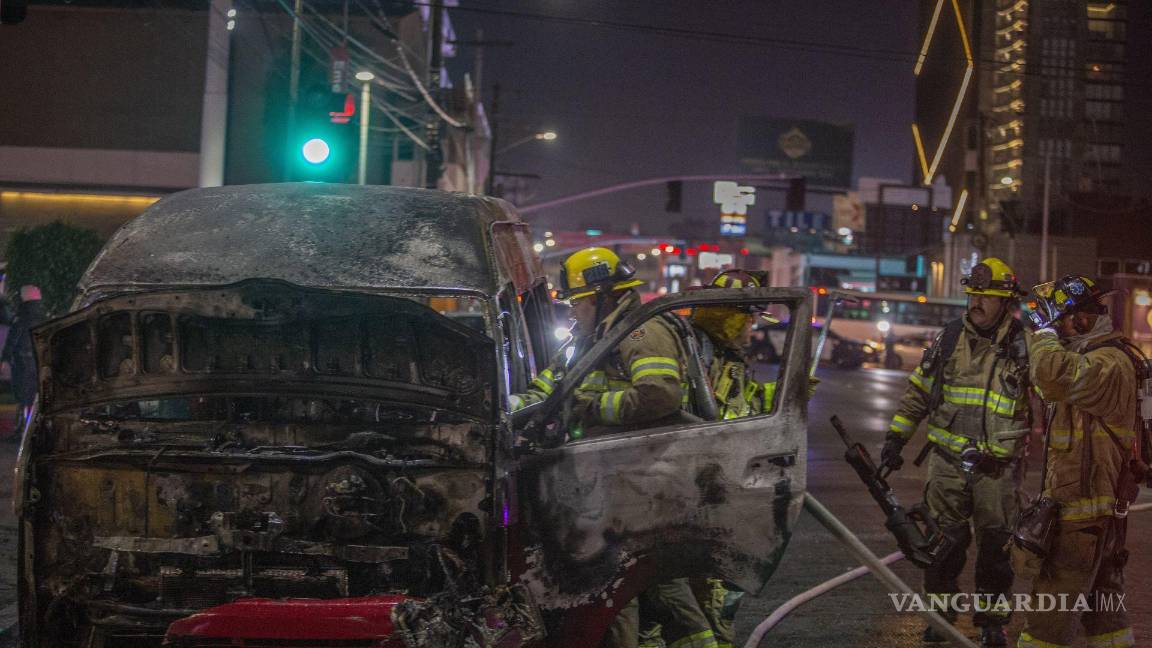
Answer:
[881,432,908,472]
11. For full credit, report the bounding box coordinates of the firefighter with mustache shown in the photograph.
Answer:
[881,258,1032,647]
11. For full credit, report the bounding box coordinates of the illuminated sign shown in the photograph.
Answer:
[720,215,747,236]
[738,118,855,188]
[767,210,831,230]
[698,252,735,269]
[713,181,756,215]
[714,181,754,237]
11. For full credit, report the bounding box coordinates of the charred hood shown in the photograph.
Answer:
[76,183,519,304]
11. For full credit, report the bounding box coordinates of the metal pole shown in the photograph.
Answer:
[810,296,838,378]
[358,81,371,185]
[1040,151,1051,281]
[198,0,232,187]
[424,0,444,189]
[284,0,303,181]
[519,174,804,215]
[486,82,500,195]
[801,495,978,648]
[473,28,485,104]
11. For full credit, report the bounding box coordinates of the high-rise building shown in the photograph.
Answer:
[916,0,1137,231]
[914,0,1144,288]
[992,0,1133,235]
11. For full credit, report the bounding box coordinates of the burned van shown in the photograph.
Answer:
[15,183,811,647]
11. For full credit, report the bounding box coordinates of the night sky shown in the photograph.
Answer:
[447,0,920,236]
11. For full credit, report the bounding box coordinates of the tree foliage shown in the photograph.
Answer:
[4,222,104,316]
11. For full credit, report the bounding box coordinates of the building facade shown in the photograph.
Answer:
[0,1,486,254]
[914,0,1144,289]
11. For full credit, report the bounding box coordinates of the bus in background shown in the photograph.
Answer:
[814,290,967,369]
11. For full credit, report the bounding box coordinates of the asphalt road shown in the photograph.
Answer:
[735,365,1152,648]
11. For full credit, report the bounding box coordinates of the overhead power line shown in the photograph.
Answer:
[355,0,468,129]
[423,1,1143,88]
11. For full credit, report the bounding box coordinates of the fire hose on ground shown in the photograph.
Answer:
[742,497,1152,648]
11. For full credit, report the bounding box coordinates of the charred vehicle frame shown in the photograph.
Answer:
[15,184,812,647]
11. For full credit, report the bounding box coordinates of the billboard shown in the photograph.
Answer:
[738,117,855,189]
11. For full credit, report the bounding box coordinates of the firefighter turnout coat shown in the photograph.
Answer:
[510,291,687,430]
[888,315,1031,460]
[698,335,774,420]
[1027,328,1139,523]
[1016,326,1138,648]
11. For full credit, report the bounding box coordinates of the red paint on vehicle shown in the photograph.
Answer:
[164,595,412,642]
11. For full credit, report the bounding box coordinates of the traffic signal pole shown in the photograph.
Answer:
[523,174,847,214]
[358,80,371,184]
[283,0,303,181]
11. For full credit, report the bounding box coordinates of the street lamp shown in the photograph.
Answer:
[496,131,558,155]
[355,71,375,185]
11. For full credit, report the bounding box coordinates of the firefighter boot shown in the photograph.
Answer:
[979,623,1007,647]
[973,528,1013,648]
[921,522,971,643]
[921,611,957,644]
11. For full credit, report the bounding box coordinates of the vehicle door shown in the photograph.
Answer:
[514,287,811,609]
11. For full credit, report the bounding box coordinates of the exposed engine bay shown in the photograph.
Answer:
[30,410,495,646]
[20,282,531,647]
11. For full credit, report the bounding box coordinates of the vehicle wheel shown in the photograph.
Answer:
[884,353,904,370]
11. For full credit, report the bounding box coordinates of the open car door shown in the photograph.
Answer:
[515,287,811,612]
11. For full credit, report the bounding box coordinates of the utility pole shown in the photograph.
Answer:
[424,0,444,189]
[358,75,373,185]
[284,0,303,181]
[198,0,232,187]
[446,36,512,195]
[486,82,500,195]
[1040,151,1052,281]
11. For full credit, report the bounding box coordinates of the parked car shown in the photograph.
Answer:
[15,184,812,648]
[752,321,876,369]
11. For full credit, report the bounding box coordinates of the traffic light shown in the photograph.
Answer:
[665,180,682,212]
[301,138,332,165]
[786,177,807,211]
[292,82,355,181]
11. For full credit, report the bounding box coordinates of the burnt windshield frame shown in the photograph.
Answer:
[80,395,474,426]
[38,282,499,420]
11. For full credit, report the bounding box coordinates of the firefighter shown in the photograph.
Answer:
[690,269,780,419]
[684,269,821,647]
[1014,276,1140,648]
[683,269,777,647]
[508,247,687,433]
[881,258,1031,647]
[508,247,717,648]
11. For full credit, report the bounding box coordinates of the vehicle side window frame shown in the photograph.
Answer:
[496,285,534,397]
[520,281,559,366]
[519,288,810,437]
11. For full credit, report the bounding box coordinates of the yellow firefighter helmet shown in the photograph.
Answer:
[557,247,644,301]
[961,258,1024,298]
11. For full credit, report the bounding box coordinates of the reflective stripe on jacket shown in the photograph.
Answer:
[511,292,688,430]
[888,315,1031,458]
[1027,329,1138,522]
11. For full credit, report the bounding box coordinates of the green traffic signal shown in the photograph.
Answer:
[301,138,332,165]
